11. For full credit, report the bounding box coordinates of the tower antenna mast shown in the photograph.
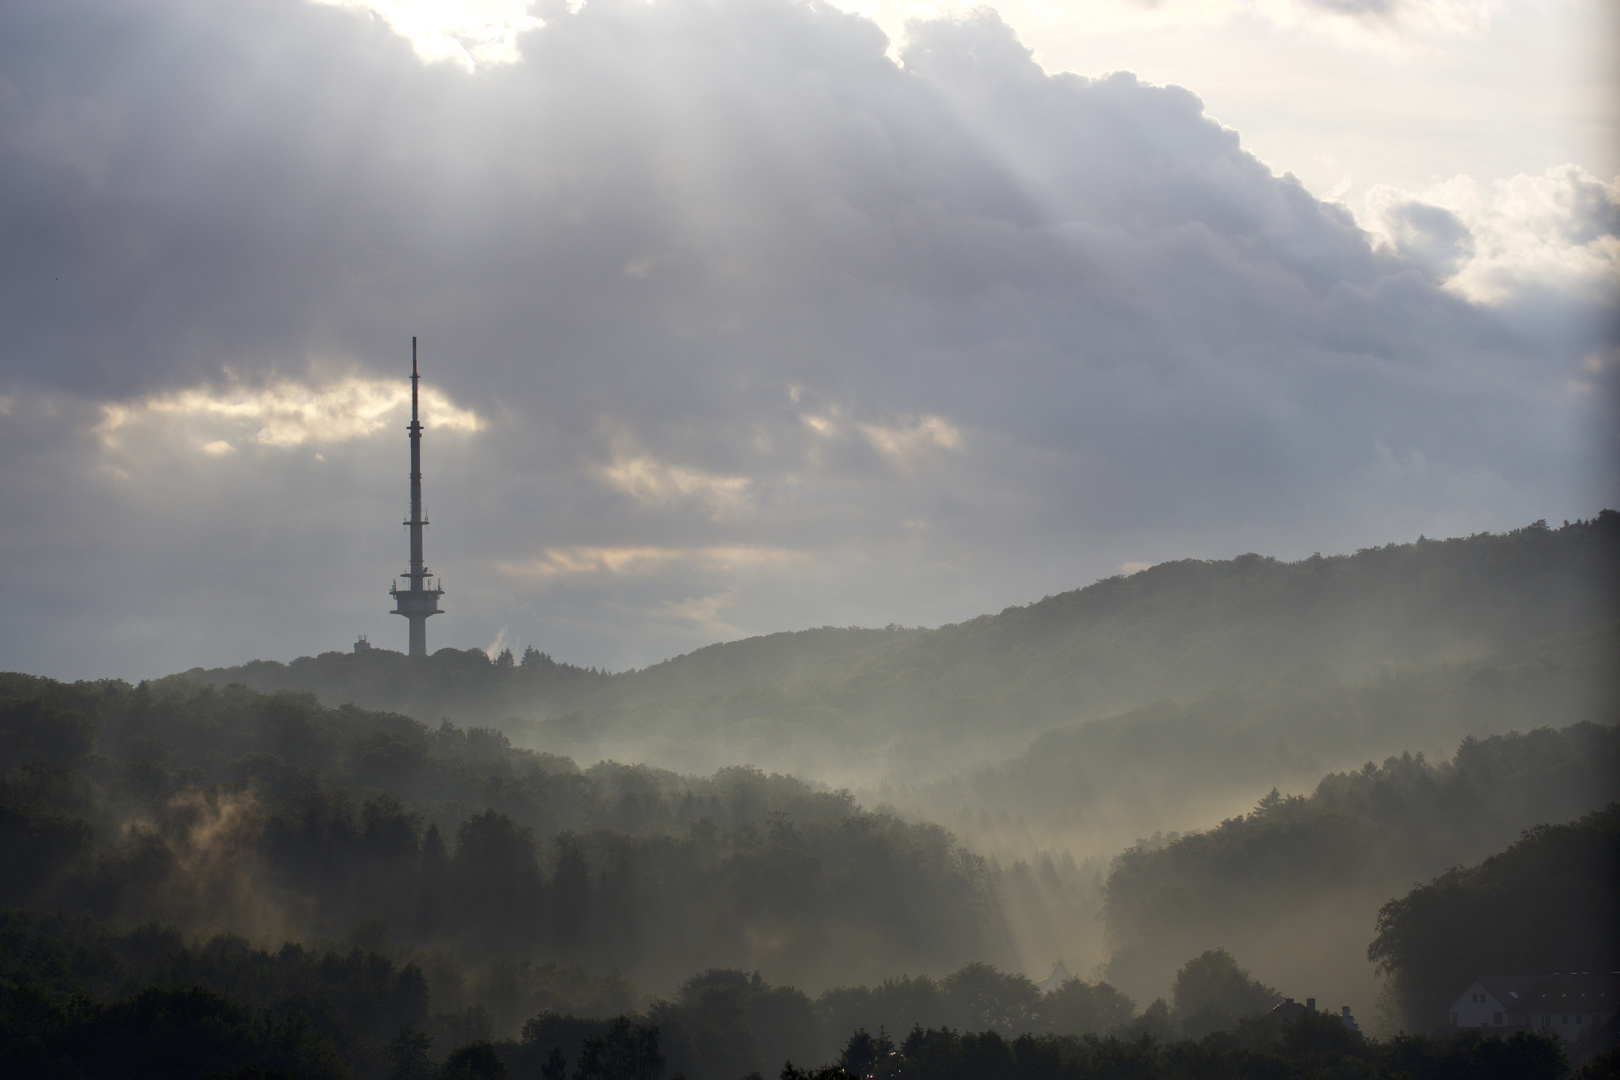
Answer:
[390,336,444,655]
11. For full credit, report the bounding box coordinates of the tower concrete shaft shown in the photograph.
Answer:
[390,336,443,655]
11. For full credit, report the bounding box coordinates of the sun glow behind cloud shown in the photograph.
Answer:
[95,373,484,461]
[599,452,756,515]
[311,0,544,69]
[1,0,1612,681]
[496,544,807,580]
[303,0,1616,245]
[315,0,1509,69]
[858,415,963,472]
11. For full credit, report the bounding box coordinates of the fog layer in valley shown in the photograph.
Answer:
[186,515,1620,1022]
[2,0,1616,1073]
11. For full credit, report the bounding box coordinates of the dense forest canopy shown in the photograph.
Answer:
[174,518,1620,1006]
[0,907,1129,1078]
[1368,803,1620,1032]
[4,670,1614,1052]
[910,628,1616,856]
[1099,724,1619,1013]
[0,675,1006,992]
[4,516,1618,1077]
[1,907,1598,1080]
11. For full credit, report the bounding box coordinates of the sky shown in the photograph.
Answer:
[0,0,1615,680]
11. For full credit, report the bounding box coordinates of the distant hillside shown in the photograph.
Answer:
[189,514,1620,786]
[911,622,1617,852]
[1098,724,1620,1017]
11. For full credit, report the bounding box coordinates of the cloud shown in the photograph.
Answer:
[1362,194,1475,280]
[859,415,963,472]
[799,403,963,472]
[311,0,544,70]
[496,545,807,581]
[599,449,756,514]
[0,0,1611,679]
[1365,166,1620,304]
[1289,0,1501,35]
[91,373,484,464]
[656,589,742,634]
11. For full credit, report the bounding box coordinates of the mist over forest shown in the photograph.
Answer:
[196,513,1617,785]
[4,516,1617,1078]
[2,0,1615,1071]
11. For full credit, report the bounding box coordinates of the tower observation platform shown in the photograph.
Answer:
[390,336,444,656]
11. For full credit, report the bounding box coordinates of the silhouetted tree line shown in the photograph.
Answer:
[517,1007,1591,1080]
[1369,802,1620,1033]
[7,895,1609,1079]
[1101,723,1620,997]
[0,908,425,1076]
[0,675,1004,989]
[191,641,614,734]
[2,904,1598,1080]
[797,1017,1594,1080]
[0,905,1141,1079]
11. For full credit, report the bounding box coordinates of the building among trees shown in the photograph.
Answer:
[1446,973,1617,1044]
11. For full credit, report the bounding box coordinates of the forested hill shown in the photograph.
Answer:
[188,514,1619,783]
[0,672,1007,995]
[1369,801,1620,1032]
[1096,722,1619,1013]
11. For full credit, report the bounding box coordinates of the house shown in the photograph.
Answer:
[1447,976,1539,1030]
[1037,961,1073,995]
[1266,997,1361,1032]
[1509,973,1619,1045]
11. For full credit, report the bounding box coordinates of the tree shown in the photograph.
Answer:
[1368,804,1620,1031]
[1171,950,1279,1038]
[1041,978,1135,1036]
[386,1024,434,1080]
[838,1027,894,1077]
[939,963,1041,1035]
[575,1017,664,1080]
[444,1041,509,1080]
[451,810,544,957]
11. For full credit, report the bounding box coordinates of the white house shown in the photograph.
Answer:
[1447,973,1619,1044]
[1512,974,1619,1045]
[1037,961,1073,995]
[1448,976,1538,1029]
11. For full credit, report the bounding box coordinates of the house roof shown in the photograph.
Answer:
[1512,974,1620,1014]
[1467,976,1540,1008]
[1270,999,1310,1020]
[1038,962,1073,995]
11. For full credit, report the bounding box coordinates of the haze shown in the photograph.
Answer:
[0,4,1616,1077]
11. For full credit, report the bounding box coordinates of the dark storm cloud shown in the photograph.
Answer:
[0,0,1612,678]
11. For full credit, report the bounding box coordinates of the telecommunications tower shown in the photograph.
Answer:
[390,337,444,655]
